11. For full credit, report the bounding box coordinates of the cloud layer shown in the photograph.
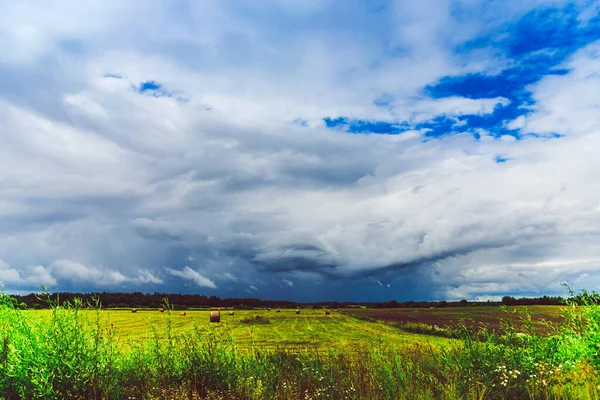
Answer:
[1,0,599,300]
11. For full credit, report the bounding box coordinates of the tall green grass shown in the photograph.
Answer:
[1,291,600,399]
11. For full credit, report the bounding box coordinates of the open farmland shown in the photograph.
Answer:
[342,305,564,332]
[22,307,452,350]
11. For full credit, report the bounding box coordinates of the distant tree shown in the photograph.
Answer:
[502,296,517,306]
[388,300,399,308]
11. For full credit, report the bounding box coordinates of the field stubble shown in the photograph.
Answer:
[23,307,451,350]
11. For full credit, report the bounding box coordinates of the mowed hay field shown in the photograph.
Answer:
[342,305,564,332]
[22,307,453,350]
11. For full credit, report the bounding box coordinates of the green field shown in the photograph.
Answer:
[22,305,566,346]
[3,296,600,399]
[22,307,453,350]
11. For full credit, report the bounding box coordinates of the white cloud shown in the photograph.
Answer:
[396,96,510,124]
[49,259,162,286]
[222,272,238,282]
[0,259,57,288]
[0,267,23,286]
[136,269,164,284]
[517,41,600,136]
[282,279,294,287]
[166,266,217,289]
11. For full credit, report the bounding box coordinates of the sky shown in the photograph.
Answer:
[1,0,600,302]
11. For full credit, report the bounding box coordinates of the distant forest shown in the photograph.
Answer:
[7,292,570,310]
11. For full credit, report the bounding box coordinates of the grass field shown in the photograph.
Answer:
[63,307,452,349]
[22,305,563,347]
[21,305,564,350]
[3,295,600,399]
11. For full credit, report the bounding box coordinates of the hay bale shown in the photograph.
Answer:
[276,309,281,313]
[210,311,220,322]
[266,307,271,311]
[295,309,300,314]
[131,308,137,313]
[159,308,165,313]
[180,312,186,316]
[325,310,331,315]
[228,311,234,316]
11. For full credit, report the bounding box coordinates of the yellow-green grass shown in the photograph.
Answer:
[22,308,452,351]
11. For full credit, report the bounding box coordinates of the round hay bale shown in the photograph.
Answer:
[180,312,186,316]
[210,311,221,322]
[228,311,234,316]
[325,310,331,315]
[266,307,271,311]
[159,308,165,313]
[131,308,137,313]
[295,309,300,315]
[276,309,281,313]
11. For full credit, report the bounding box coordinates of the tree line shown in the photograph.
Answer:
[6,292,570,310]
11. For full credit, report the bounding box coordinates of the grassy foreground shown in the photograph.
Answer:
[2,293,600,399]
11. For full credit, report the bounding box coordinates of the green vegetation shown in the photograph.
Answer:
[2,291,600,399]
[20,307,446,351]
[240,315,271,325]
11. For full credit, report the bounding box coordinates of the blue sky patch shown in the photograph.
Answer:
[138,81,172,97]
[423,4,600,139]
[140,81,161,92]
[326,4,599,141]
[323,117,409,135]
